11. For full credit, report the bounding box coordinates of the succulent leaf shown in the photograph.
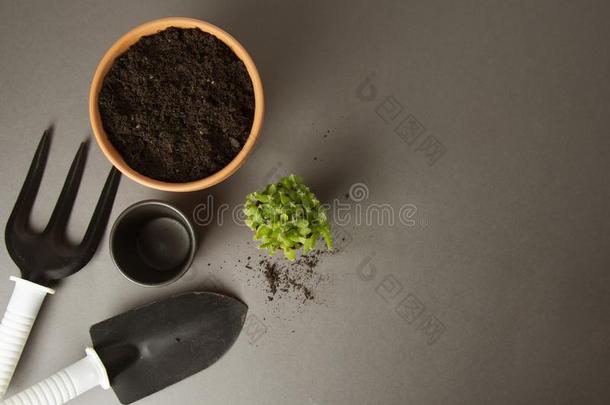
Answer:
[243,175,333,260]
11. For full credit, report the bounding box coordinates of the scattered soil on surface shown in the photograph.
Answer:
[245,249,331,303]
[99,27,255,182]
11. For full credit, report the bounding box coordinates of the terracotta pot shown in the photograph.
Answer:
[89,17,264,192]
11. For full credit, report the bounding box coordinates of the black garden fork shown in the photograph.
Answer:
[0,129,120,397]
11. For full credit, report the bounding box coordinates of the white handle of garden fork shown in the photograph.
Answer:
[0,276,54,398]
[2,347,110,405]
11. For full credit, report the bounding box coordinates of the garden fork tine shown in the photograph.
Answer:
[46,167,121,280]
[0,130,121,398]
[43,140,88,234]
[80,167,121,254]
[6,129,51,233]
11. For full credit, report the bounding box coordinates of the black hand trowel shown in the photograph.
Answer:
[3,292,247,405]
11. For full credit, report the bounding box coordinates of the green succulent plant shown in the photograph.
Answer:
[244,174,333,261]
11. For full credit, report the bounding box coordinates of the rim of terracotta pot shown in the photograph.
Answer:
[89,17,264,192]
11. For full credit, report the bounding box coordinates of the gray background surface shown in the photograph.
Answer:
[1,0,609,404]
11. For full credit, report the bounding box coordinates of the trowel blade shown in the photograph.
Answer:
[89,292,247,404]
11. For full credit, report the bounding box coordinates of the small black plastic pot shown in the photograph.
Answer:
[110,200,196,287]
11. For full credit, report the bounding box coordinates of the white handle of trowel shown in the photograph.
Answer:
[2,347,110,405]
[0,276,55,398]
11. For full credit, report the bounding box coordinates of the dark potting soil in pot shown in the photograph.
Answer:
[98,27,255,183]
